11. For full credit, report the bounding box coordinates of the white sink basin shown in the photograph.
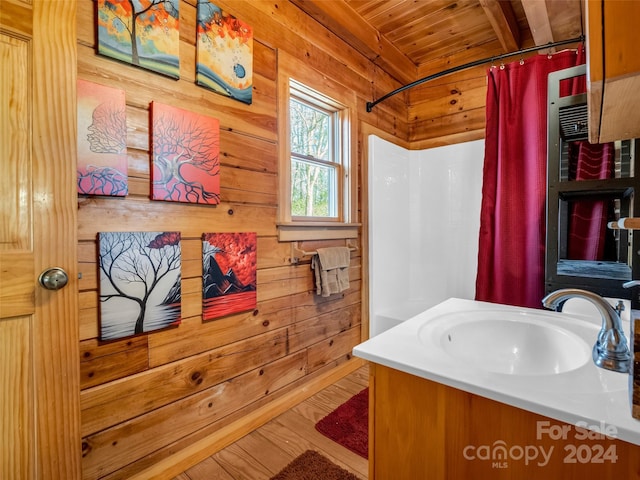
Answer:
[353,298,637,446]
[418,310,593,375]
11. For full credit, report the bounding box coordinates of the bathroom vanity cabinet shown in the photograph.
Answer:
[369,363,640,479]
[586,0,640,143]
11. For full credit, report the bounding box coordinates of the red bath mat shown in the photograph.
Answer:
[270,450,359,480]
[315,387,368,458]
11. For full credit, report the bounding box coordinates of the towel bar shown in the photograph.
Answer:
[290,241,358,264]
[608,218,640,230]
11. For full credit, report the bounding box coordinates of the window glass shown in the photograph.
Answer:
[291,159,336,217]
[289,82,342,220]
[290,99,330,160]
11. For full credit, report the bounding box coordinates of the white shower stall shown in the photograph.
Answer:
[368,135,485,336]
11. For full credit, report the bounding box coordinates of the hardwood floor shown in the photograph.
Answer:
[174,364,370,480]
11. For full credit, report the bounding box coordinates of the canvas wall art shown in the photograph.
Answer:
[98,231,182,341]
[97,0,180,79]
[196,1,253,104]
[77,79,128,196]
[150,101,221,204]
[202,232,257,321]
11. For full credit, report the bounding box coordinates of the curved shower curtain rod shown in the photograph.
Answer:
[366,35,585,112]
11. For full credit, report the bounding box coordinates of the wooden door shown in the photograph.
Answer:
[1,1,81,478]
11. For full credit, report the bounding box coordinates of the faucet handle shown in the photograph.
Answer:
[623,280,640,289]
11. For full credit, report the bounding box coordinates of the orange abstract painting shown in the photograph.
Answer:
[196,1,253,104]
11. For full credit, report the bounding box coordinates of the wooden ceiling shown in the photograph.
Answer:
[291,0,585,85]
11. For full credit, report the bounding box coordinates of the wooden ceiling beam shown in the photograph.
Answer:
[521,0,556,48]
[289,0,417,85]
[479,0,521,52]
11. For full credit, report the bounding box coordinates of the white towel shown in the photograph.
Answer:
[311,246,351,297]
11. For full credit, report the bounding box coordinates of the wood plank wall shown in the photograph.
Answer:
[75,1,408,478]
[408,64,487,146]
[408,35,545,147]
[409,42,494,147]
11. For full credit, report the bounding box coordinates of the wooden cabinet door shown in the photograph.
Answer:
[587,0,640,143]
[1,1,80,478]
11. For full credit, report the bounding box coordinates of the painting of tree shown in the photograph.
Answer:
[97,0,180,79]
[202,232,257,321]
[151,102,221,204]
[196,1,253,104]
[77,79,128,196]
[99,231,182,341]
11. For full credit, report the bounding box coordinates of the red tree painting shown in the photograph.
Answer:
[77,79,128,196]
[151,102,221,204]
[202,232,257,321]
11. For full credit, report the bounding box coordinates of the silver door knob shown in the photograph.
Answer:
[38,267,69,290]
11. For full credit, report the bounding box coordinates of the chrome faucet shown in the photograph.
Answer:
[542,288,631,374]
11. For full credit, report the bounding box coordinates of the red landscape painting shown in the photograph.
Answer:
[202,232,257,320]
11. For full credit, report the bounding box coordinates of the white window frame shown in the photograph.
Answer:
[277,51,358,241]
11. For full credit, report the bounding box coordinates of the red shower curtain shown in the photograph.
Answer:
[475,49,585,308]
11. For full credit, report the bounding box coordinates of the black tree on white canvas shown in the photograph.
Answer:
[98,231,181,340]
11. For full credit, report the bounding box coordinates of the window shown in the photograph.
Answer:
[277,51,358,241]
[289,80,344,220]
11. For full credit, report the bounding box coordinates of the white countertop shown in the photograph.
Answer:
[353,297,640,446]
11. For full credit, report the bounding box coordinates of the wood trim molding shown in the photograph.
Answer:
[127,358,366,480]
[410,129,485,151]
[277,223,360,241]
[277,49,359,232]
